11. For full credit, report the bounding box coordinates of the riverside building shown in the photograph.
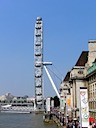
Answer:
[60,40,96,122]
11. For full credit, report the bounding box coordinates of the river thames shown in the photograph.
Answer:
[0,113,57,128]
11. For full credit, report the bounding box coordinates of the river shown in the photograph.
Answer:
[0,113,58,128]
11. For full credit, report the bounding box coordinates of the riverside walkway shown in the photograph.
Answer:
[44,110,96,128]
[43,108,66,128]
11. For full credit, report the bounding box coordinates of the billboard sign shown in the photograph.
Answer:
[80,87,89,128]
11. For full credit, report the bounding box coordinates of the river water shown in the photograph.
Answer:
[0,113,57,128]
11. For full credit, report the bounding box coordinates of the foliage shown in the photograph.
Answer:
[53,96,60,107]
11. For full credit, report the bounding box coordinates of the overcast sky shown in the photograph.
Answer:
[0,0,96,97]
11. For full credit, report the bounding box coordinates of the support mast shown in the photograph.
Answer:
[43,63,60,99]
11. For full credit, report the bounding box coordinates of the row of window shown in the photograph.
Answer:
[90,113,96,119]
[89,92,96,97]
[88,72,96,119]
[88,73,96,84]
[89,83,96,91]
[89,101,96,109]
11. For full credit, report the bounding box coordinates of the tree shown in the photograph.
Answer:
[54,96,60,107]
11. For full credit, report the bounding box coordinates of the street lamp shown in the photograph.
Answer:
[74,117,77,128]
[72,108,79,128]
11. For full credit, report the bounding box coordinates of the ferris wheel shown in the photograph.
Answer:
[34,17,43,110]
[34,17,60,111]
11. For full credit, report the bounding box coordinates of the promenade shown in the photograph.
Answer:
[43,109,96,128]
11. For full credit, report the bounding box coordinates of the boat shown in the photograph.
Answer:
[0,104,34,114]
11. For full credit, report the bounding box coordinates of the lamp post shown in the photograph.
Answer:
[65,102,68,127]
[69,79,73,120]
[73,108,79,128]
[63,85,68,127]
[74,117,77,128]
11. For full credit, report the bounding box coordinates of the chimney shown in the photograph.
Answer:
[88,40,96,66]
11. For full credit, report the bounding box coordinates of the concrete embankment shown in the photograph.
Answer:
[43,113,66,128]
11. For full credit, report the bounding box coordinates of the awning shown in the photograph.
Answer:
[89,117,96,122]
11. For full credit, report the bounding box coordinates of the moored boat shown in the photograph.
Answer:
[0,104,34,114]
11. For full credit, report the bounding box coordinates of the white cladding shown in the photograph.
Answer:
[46,98,50,112]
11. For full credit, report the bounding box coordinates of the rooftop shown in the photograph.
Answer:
[75,51,88,66]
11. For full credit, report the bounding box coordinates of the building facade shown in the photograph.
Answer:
[60,40,96,122]
[86,40,96,121]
